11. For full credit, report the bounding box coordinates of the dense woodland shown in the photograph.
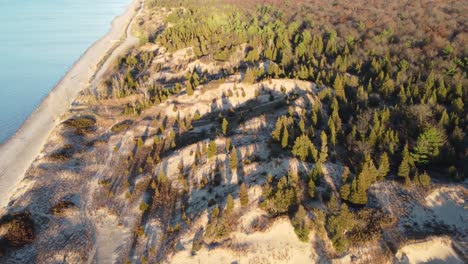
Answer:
[99,0,467,259]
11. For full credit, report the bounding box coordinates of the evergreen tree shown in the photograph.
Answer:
[438,110,449,127]
[230,147,238,170]
[208,140,217,159]
[328,118,337,146]
[186,80,194,96]
[320,131,328,162]
[308,179,316,199]
[398,143,411,181]
[292,135,316,162]
[326,203,355,254]
[340,184,351,200]
[226,194,234,215]
[243,68,256,84]
[377,152,390,180]
[239,183,249,207]
[333,75,346,102]
[225,138,231,152]
[222,118,229,135]
[282,127,289,148]
[261,176,296,215]
[411,128,444,164]
[416,171,431,187]
[292,205,309,242]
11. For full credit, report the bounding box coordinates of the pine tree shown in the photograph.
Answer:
[333,75,346,102]
[243,68,256,84]
[328,118,337,146]
[292,135,315,161]
[398,143,411,180]
[239,183,249,207]
[225,138,231,152]
[292,205,309,242]
[438,110,449,127]
[308,179,316,199]
[186,80,194,96]
[347,157,377,205]
[340,183,351,200]
[222,118,228,135]
[412,128,444,164]
[377,152,390,181]
[299,119,305,133]
[282,127,289,148]
[208,140,217,159]
[230,147,238,170]
[417,171,431,187]
[226,194,234,215]
[320,131,328,162]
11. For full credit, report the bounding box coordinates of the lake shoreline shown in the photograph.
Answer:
[0,0,142,208]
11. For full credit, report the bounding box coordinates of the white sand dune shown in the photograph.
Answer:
[0,0,143,209]
[169,217,317,264]
[395,237,464,264]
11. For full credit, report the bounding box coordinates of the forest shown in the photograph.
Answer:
[97,0,467,257]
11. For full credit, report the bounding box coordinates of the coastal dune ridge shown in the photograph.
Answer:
[0,0,143,209]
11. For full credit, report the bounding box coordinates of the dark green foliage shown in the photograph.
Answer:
[291,205,309,242]
[414,171,431,187]
[243,68,257,84]
[261,174,297,216]
[207,140,217,159]
[398,144,412,181]
[239,183,249,207]
[346,156,379,205]
[326,204,355,254]
[229,147,238,170]
[347,208,395,244]
[307,179,316,199]
[222,118,228,135]
[292,134,318,162]
[377,152,390,180]
[226,194,235,215]
[319,131,328,162]
[411,128,445,164]
[63,115,96,130]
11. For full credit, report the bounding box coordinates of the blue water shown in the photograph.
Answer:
[0,0,131,143]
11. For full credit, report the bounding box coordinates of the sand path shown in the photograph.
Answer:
[0,0,143,208]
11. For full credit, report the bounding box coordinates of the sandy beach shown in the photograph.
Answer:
[0,0,143,208]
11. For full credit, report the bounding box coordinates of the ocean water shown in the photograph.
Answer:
[0,0,131,143]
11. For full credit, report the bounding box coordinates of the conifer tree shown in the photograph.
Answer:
[377,152,390,181]
[230,147,238,170]
[333,75,346,102]
[398,143,411,181]
[243,68,256,84]
[282,127,289,149]
[412,128,444,164]
[299,119,305,133]
[417,171,431,187]
[222,118,228,135]
[328,118,337,146]
[438,110,449,127]
[239,183,249,207]
[320,131,328,162]
[292,205,309,242]
[208,140,217,159]
[226,194,234,215]
[308,179,316,199]
[186,80,194,96]
[292,135,315,162]
[225,138,231,152]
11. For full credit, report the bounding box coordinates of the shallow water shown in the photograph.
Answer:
[0,0,131,143]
